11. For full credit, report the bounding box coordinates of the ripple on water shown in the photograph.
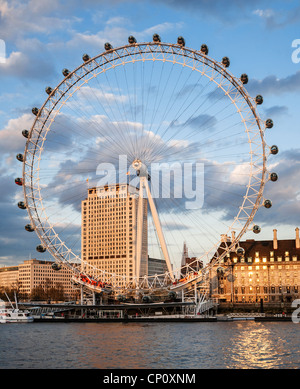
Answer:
[0,321,300,369]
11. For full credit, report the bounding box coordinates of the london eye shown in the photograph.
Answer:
[15,34,278,301]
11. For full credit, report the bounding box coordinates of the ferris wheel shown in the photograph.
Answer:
[15,34,278,297]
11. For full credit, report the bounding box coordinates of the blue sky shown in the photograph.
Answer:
[0,0,300,267]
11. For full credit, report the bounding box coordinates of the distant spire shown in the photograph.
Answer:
[181,242,188,267]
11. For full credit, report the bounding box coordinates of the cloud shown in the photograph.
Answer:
[0,113,32,155]
[0,0,79,42]
[153,0,300,29]
[0,175,38,266]
[66,18,184,52]
[153,0,273,23]
[253,5,300,29]
[247,71,300,96]
[0,47,57,82]
[254,148,300,226]
[253,9,275,18]
[264,105,289,119]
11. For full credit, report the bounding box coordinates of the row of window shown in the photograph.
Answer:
[219,286,299,294]
[232,255,298,263]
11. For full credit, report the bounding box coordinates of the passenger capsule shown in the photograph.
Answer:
[240,73,248,84]
[168,291,177,300]
[16,153,23,162]
[152,33,161,43]
[264,199,272,209]
[270,172,278,182]
[82,53,90,62]
[52,262,61,271]
[253,225,261,234]
[222,56,230,67]
[255,95,263,105]
[265,119,273,129]
[15,177,23,186]
[117,294,126,302]
[17,201,26,209]
[270,145,279,155]
[200,44,208,55]
[45,86,53,95]
[104,42,113,51]
[25,224,34,232]
[217,267,225,276]
[236,247,245,257]
[32,107,39,116]
[142,295,152,303]
[36,245,46,253]
[128,35,137,44]
[177,36,185,46]
[22,129,29,138]
[62,68,70,77]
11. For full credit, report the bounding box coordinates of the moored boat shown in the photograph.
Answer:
[0,295,34,323]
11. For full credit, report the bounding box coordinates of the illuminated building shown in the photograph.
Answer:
[211,228,300,307]
[0,259,75,299]
[81,184,148,286]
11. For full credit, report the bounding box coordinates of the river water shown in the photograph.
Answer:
[1,321,300,369]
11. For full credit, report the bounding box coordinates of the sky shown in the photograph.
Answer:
[0,0,300,268]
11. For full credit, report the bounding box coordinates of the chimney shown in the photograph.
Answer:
[221,234,230,243]
[273,229,278,250]
[231,230,236,242]
[296,227,300,249]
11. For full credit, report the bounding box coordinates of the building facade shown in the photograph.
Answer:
[148,257,168,277]
[210,229,300,308]
[81,184,148,286]
[0,259,76,299]
[18,259,75,298]
[0,265,19,290]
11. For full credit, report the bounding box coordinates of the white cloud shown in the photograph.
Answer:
[253,8,275,18]
[0,0,78,41]
[0,113,32,154]
[0,49,56,80]
[66,19,184,51]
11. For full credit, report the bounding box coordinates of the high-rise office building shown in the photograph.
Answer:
[81,184,148,286]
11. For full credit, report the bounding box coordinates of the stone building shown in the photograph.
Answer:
[210,228,300,311]
[0,265,19,290]
[0,259,76,299]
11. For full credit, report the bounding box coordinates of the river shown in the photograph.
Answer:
[1,321,299,369]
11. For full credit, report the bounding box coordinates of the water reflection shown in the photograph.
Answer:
[223,322,299,369]
[0,322,300,369]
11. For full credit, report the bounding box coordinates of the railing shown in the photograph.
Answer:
[227,312,266,318]
[196,299,216,315]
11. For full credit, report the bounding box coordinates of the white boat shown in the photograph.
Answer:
[0,294,34,323]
